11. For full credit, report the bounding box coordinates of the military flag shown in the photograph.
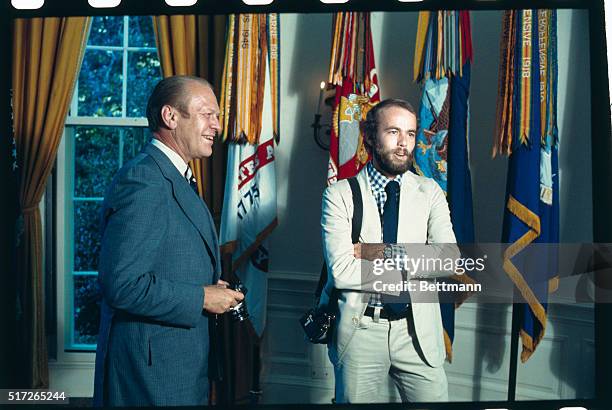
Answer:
[218,13,279,402]
[494,10,559,362]
[326,12,380,185]
[413,10,476,362]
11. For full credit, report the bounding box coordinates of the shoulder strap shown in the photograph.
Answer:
[315,177,363,299]
[347,177,362,245]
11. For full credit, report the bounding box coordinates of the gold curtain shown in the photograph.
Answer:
[153,15,227,224]
[12,17,91,388]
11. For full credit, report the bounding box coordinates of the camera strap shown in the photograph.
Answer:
[315,177,363,301]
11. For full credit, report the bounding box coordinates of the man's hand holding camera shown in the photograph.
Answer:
[203,279,244,314]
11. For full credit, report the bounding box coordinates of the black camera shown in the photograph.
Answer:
[228,282,249,322]
[299,307,335,344]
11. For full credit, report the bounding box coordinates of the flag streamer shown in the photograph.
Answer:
[493,10,557,157]
[413,11,473,83]
[494,10,559,362]
[220,14,279,145]
[326,12,380,185]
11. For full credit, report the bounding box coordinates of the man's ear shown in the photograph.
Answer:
[160,105,178,130]
[362,130,373,153]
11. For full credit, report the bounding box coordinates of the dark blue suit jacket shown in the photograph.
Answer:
[93,143,220,406]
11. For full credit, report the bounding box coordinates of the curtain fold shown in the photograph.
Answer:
[153,15,227,225]
[12,16,91,388]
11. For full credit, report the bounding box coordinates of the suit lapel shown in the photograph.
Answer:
[356,168,382,243]
[398,171,424,243]
[144,144,219,271]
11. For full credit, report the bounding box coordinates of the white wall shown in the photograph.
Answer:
[263,8,594,404]
[269,13,332,276]
[556,9,593,242]
[47,8,595,401]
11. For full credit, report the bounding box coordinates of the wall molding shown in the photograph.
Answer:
[263,270,596,403]
[48,361,94,398]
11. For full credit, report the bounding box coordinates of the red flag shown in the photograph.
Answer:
[327,12,380,184]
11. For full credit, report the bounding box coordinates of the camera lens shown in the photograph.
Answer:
[228,282,249,321]
[230,302,248,321]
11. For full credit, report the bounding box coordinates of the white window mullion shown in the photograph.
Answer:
[67,126,76,351]
[127,47,157,52]
[118,128,125,167]
[70,81,79,116]
[73,197,104,202]
[122,15,129,119]
[79,45,156,52]
[55,129,69,362]
[68,23,92,117]
[86,45,124,52]
[65,116,148,127]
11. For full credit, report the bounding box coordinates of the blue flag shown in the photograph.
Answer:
[440,61,476,360]
[413,11,475,362]
[448,63,474,245]
[501,10,559,362]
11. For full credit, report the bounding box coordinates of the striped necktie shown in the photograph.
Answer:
[184,168,199,196]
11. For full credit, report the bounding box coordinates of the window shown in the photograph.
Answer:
[62,16,162,351]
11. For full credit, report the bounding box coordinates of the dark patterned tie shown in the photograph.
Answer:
[184,169,199,196]
[383,181,400,244]
[382,180,410,316]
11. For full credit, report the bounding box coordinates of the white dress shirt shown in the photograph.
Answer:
[151,138,193,179]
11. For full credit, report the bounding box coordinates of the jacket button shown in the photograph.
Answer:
[352,317,359,326]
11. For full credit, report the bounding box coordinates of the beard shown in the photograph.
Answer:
[371,141,413,177]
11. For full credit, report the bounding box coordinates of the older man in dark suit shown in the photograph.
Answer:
[93,76,244,406]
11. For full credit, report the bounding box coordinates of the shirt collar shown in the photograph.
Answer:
[366,161,403,194]
[151,138,191,178]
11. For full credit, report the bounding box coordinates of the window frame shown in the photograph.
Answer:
[71,15,159,121]
[54,15,159,361]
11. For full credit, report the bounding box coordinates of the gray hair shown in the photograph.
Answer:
[146,75,212,132]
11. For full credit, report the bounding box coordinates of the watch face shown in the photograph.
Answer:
[384,246,392,259]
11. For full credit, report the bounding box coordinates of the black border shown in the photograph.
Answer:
[0,0,602,17]
[1,0,18,390]
[1,0,610,408]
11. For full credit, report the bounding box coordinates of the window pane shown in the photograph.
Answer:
[128,16,156,48]
[73,275,101,346]
[123,127,151,162]
[127,51,162,117]
[74,201,102,272]
[88,16,124,47]
[78,50,123,117]
[75,127,119,198]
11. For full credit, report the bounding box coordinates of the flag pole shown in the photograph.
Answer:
[507,301,520,401]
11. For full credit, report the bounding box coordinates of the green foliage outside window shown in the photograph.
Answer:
[70,16,162,348]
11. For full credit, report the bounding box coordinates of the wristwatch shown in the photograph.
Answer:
[383,244,393,260]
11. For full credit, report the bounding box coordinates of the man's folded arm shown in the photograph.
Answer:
[395,181,460,279]
[321,183,402,294]
[98,166,203,328]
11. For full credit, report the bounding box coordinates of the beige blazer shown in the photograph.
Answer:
[320,166,457,368]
